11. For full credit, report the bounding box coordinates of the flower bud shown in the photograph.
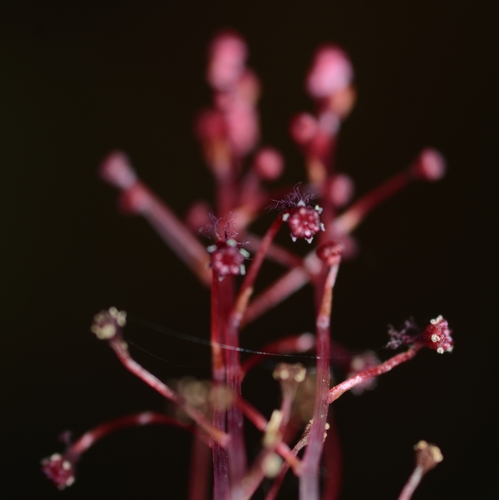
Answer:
[100,151,137,190]
[411,148,446,181]
[207,32,247,91]
[253,147,284,180]
[306,45,353,99]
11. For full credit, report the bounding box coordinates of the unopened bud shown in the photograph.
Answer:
[253,147,284,180]
[100,151,137,190]
[207,32,247,91]
[290,113,318,145]
[306,45,353,99]
[411,149,446,181]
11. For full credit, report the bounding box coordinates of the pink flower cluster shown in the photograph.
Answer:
[42,31,451,500]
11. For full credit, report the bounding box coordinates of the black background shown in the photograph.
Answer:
[2,1,497,498]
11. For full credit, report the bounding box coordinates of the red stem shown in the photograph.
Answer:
[210,275,230,499]
[69,411,198,460]
[108,338,229,447]
[333,170,412,234]
[328,346,420,404]
[300,262,340,500]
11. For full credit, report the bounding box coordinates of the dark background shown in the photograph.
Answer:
[2,1,497,498]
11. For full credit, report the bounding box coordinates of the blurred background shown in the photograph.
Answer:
[1,1,497,498]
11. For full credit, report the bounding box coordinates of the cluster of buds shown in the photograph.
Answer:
[43,31,452,500]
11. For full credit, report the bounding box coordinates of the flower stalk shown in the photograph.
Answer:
[42,31,452,500]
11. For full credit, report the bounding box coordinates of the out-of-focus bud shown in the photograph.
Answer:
[225,103,259,156]
[100,151,137,190]
[306,45,353,99]
[347,351,380,395]
[411,148,446,182]
[185,201,212,232]
[316,241,343,266]
[290,113,318,146]
[207,32,247,91]
[327,173,355,207]
[253,147,284,180]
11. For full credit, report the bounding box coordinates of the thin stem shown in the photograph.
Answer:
[333,170,411,234]
[224,216,284,493]
[299,262,340,500]
[241,333,315,378]
[188,434,212,500]
[119,182,212,286]
[328,346,421,404]
[242,250,322,327]
[321,418,342,500]
[108,337,229,447]
[264,427,311,500]
[69,411,198,460]
[398,466,424,500]
[211,276,230,499]
[238,399,302,472]
[244,232,303,269]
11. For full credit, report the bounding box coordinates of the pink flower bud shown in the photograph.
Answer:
[207,32,247,91]
[100,151,137,190]
[225,103,259,156]
[306,45,353,99]
[253,147,284,180]
[41,454,76,490]
[327,174,355,207]
[411,148,446,181]
[290,113,318,145]
[185,201,212,232]
[316,241,343,265]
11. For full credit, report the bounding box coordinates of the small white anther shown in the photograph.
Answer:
[437,347,444,354]
[65,476,75,487]
[320,222,325,231]
[430,315,443,325]
[239,248,250,258]
[431,334,441,343]
[282,213,290,221]
[315,205,323,214]
[207,244,217,253]
[306,237,314,244]
[240,265,246,275]
[226,239,237,247]
[297,200,306,207]
[62,460,71,471]
[291,235,297,242]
